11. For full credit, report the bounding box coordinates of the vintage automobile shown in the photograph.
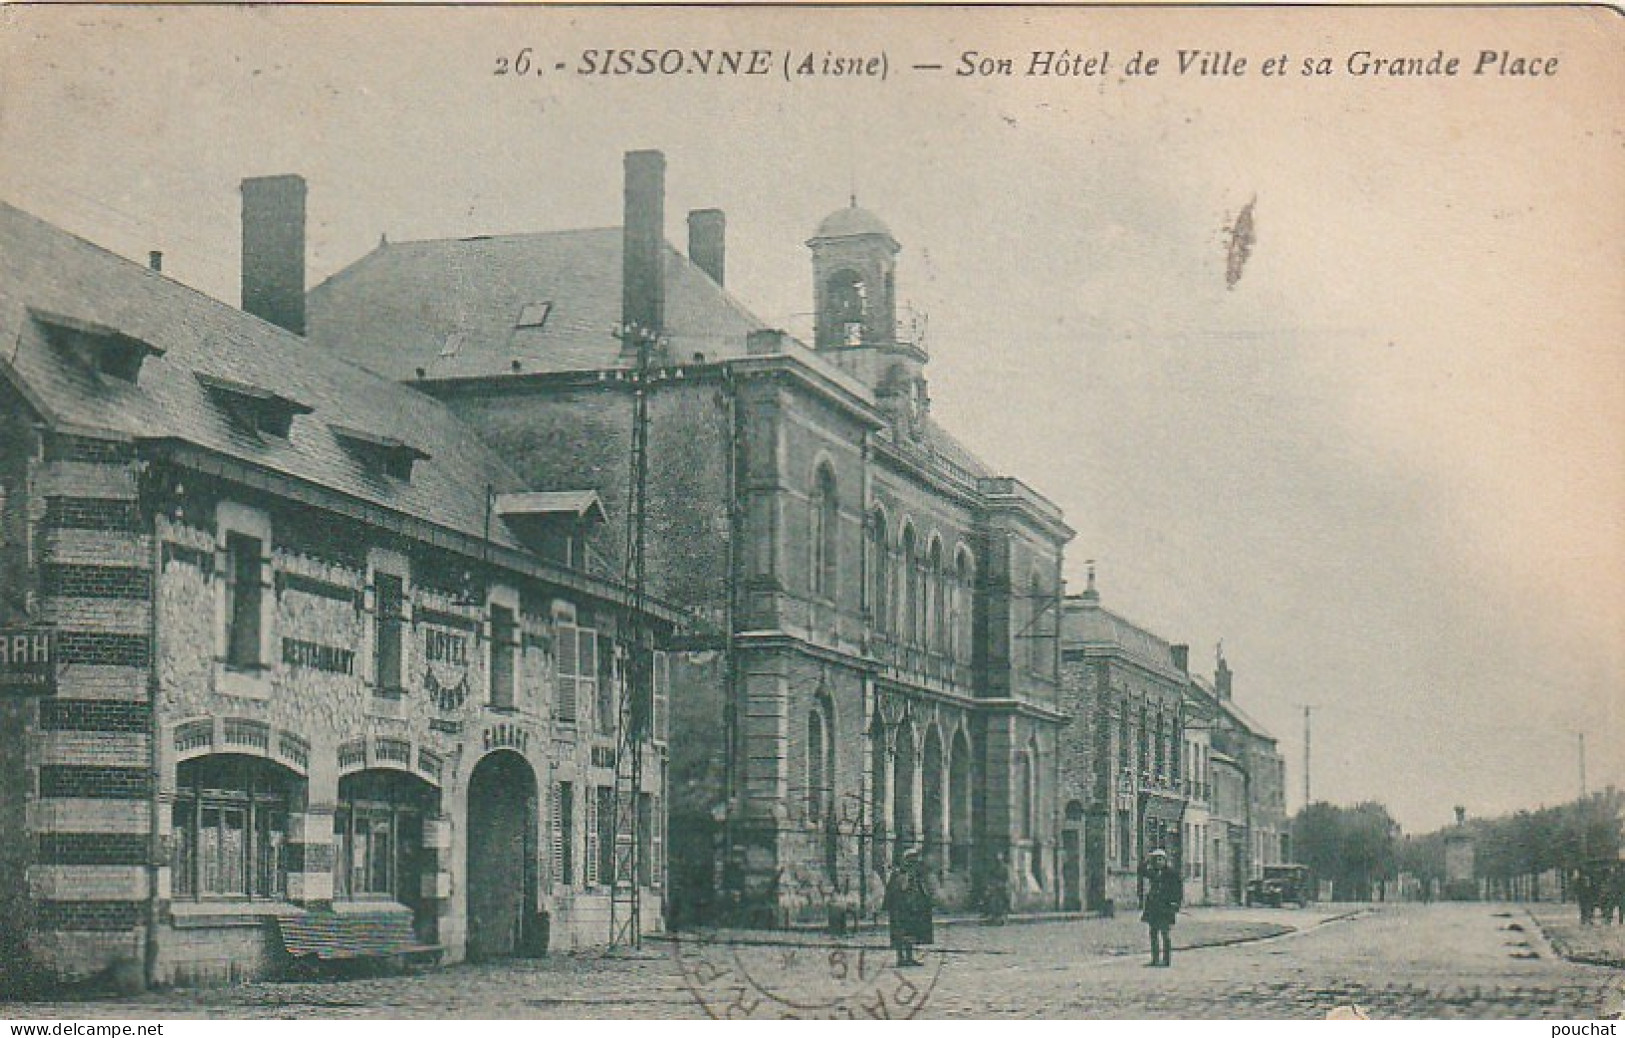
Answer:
[1245,864,1314,907]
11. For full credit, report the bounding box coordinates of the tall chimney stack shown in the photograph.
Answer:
[1170,644,1189,674]
[147,251,163,273]
[241,174,307,336]
[621,150,666,358]
[687,208,726,287]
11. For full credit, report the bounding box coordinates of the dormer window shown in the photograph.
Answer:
[515,302,553,330]
[330,424,430,482]
[196,373,311,441]
[29,308,164,383]
[496,490,607,568]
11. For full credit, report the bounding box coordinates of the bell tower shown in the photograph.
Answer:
[808,199,928,432]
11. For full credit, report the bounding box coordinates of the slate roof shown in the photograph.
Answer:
[307,228,766,382]
[0,201,535,554]
[1187,673,1276,742]
[307,221,1010,499]
[1063,597,1185,681]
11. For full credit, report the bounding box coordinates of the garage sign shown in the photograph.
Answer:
[0,628,56,696]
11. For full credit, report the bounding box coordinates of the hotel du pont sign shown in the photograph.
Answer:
[0,627,56,696]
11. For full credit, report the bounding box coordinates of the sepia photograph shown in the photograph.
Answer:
[0,2,1620,1021]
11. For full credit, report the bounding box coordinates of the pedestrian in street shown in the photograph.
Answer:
[1602,864,1624,926]
[884,848,934,967]
[982,851,1011,925]
[1140,848,1181,967]
[1575,867,1596,926]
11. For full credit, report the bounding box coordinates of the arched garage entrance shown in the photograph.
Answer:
[465,751,538,960]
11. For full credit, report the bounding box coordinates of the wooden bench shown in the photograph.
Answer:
[276,911,440,974]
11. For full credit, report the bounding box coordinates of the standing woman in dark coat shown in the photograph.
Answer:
[1141,848,1181,967]
[884,848,933,966]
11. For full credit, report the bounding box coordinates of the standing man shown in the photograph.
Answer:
[884,848,934,967]
[1141,848,1182,967]
[982,851,1011,925]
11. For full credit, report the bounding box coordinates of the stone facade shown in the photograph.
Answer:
[0,203,674,989]
[1059,578,1191,912]
[307,155,1075,926]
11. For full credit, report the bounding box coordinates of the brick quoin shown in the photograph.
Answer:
[41,564,151,600]
[37,833,150,866]
[33,900,144,932]
[42,497,140,532]
[38,700,151,733]
[55,631,150,667]
[38,764,151,799]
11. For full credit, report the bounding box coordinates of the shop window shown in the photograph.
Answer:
[172,755,297,900]
[332,770,433,904]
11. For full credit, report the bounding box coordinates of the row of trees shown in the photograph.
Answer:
[1291,787,1624,901]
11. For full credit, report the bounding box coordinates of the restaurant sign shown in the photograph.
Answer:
[0,628,56,696]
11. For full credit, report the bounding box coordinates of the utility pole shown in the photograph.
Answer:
[609,319,657,950]
[1578,731,1587,799]
[1303,705,1312,807]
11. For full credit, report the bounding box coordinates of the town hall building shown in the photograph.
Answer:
[306,151,1076,926]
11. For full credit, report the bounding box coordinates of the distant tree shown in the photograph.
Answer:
[1290,801,1400,901]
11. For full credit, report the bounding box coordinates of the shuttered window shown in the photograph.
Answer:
[554,781,574,887]
[556,625,578,723]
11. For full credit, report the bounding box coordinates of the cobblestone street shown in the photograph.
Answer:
[6,903,1621,1019]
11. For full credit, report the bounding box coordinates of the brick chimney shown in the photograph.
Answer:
[240,175,307,335]
[620,150,666,360]
[687,208,726,287]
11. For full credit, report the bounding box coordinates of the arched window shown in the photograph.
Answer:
[172,754,302,901]
[893,718,917,845]
[334,769,437,903]
[949,728,972,871]
[900,524,918,647]
[869,509,889,634]
[1153,713,1165,782]
[922,726,945,865]
[809,464,838,600]
[825,270,867,347]
[928,537,945,655]
[807,705,831,823]
[952,547,974,665]
[870,705,890,868]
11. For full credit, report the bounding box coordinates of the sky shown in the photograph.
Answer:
[2,5,1620,832]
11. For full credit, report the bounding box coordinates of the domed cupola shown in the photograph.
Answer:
[808,198,927,422]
